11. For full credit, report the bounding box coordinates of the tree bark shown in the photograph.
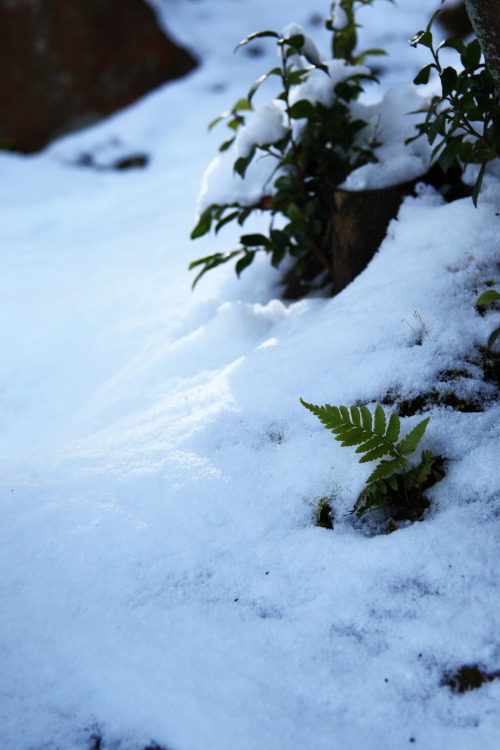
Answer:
[464,0,500,93]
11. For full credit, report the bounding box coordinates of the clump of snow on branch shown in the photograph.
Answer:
[197,27,432,215]
[236,101,288,158]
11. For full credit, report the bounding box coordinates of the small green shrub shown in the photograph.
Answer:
[477,288,500,350]
[301,400,443,520]
[190,2,386,287]
[409,8,500,205]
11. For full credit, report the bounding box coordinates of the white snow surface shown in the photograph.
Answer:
[1,1,499,749]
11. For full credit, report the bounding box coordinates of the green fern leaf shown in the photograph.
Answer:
[358,444,393,463]
[387,475,399,491]
[300,400,341,430]
[339,405,350,422]
[331,423,357,436]
[385,412,401,443]
[350,406,361,427]
[360,405,372,431]
[354,435,384,454]
[374,405,386,435]
[367,455,407,484]
[338,428,370,447]
[396,417,430,456]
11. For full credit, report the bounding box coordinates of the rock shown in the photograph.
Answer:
[0,0,197,153]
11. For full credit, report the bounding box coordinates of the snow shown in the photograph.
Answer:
[282,23,325,66]
[1,1,499,749]
[235,102,286,158]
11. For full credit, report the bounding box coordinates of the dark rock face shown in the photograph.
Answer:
[0,0,197,152]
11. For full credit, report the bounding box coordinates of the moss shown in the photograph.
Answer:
[379,350,499,417]
[381,388,485,417]
[443,664,500,693]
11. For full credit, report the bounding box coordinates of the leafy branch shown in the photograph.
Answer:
[189,3,384,290]
[409,8,500,205]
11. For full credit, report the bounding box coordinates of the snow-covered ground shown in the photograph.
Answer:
[1,1,499,748]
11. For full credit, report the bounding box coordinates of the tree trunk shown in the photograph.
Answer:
[330,181,415,294]
[464,0,500,93]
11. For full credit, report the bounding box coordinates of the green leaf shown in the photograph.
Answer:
[477,289,500,305]
[426,8,441,32]
[355,435,384,455]
[360,405,372,431]
[283,34,305,51]
[191,205,216,239]
[440,66,458,97]
[414,64,434,85]
[373,405,386,436]
[366,456,407,484]
[461,39,482,70]
[227,118,243,132]
[472,161,487,207]
[438,137,462,173]
[332,424,358,437]
[239,233,270,248]
[487,326,500,351]
[237,207,252,226]
[234,147,256,178]
[355,48,388,64]
[428,112,447,145]
[410,30,433,49]
[338,427,370,447]
[247,68,281,105]
[339,405,350,423]
[358,444,393,464]
[396,417,430,456]
[286,203,304,222]
[235,251,256,276]
[219,136,236,153]
[234,30,280,52]
[387,476,399,492]
[438,37,466,56]
[233,97,252,111]
[385,412,401,444]
[215,209,240,234]
[271,245,286,268]
[350,406,361,427]
[189,250,241,288]
[208,113,228,131]
[288,99,316,120]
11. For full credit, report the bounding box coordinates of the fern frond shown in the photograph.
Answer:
[301,398,438,521]
[403,449,437,490]
[301,400,404,462]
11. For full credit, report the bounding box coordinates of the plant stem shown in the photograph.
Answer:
[279,45,333,276]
